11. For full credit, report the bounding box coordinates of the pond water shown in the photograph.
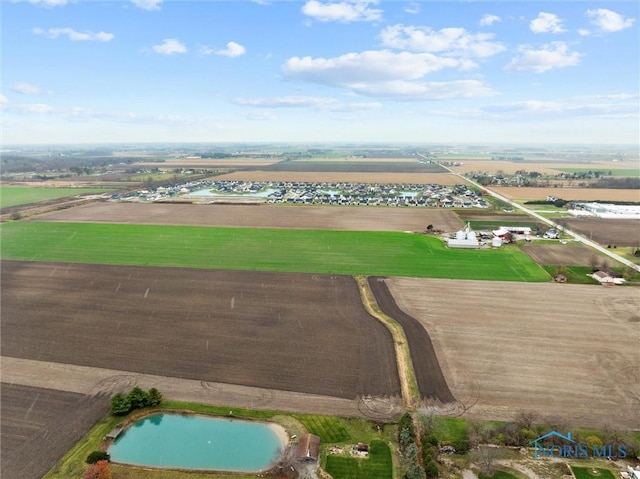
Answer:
[108,414,286,472]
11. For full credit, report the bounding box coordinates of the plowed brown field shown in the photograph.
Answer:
[561,217,640,247]
[30,202,463,232]
[1,383,109,479]
[214,171,463,185]
[1,261,401,400]
[492,186,640,202]
[384,277,640,429]
[520,244,613,266]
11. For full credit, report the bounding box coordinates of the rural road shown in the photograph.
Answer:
[417,152,640,272]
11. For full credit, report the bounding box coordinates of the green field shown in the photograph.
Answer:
[0,186,110,209]
[0,222,551,281]
[571,466,616,479]
[325,439,393,479]
[554,168,640,177]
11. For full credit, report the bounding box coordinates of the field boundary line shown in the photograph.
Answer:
[355,275,420,410]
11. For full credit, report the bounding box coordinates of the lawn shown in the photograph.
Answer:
[0,186,110,209]
[542,266,600,284]
[324,439,393,479]
[0,222,551,281]
[571,466,617,479]
[291,415,350,443]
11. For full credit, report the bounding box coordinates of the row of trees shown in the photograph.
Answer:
[110,386,162,416]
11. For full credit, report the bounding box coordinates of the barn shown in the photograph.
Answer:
[296,434,320,462]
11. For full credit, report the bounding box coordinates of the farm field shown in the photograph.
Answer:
[520,243,616,267]
[32,202,463,232]
[561,218,640,248]
[214,170,463,185]
[1,261,401,399]
[0,185,109,209]
[0,383,109,479]
[262,159,447,173]
[447,160,638,176]
[0,222,551,281]
[384,277,640,430]
[491,186,640,202]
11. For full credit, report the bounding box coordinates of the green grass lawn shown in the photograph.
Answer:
[571,466,617,479]
[468,220,543,231]
[291,415,350,443]
[324,439,393,479]
[0,222,551,281]
[542,266,600,284]
[0,186,110,209]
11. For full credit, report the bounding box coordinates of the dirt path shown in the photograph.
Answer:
[1,357,364,418]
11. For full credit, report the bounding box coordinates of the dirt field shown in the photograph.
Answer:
[447,160,638,175]
[384,277,640,429]
[133,158,282,167]
[561,218,640,247]
[1,261,401,400]
[214,171,463,185]
[367,277,455,404]
[1,383,109,479]
[263,161,447,173]
[520,243,613,266]
[491,186,640,202]
[32,202,463,232]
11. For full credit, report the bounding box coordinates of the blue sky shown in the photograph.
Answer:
[2,0,638,145]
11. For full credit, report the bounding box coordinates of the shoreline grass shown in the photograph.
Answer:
[0,186,111,209]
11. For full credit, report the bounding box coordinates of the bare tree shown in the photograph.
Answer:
[475,445,500,476]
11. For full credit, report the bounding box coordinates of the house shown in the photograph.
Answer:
[589,271,626,285]
[296,434,320,462]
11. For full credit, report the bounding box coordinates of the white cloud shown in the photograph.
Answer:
[350,80,497,101]
[380,24,505,58]
[578,29,591,36]
[505,42,581,73]
[13,82,43,95]
[19,0,68,6]
[216,41,246,58]
[242,111,278,121]
[404,2,420,15]
[301,0,382,23]
[482,98,638,119]
[0,94,9,105]
[151,39,187,55]
[282,50,496,101]
[5,103,55,114]
[479,14,501,27]
[33,27,114,42]
[530,12,566,34]
[283,50,468,85]
[131,0,162,10]
[233,95,382,111]
[586,9,635,33]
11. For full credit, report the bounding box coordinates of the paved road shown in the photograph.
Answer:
[419,152,640,272]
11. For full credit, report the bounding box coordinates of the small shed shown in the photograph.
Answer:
[296,434,320,462]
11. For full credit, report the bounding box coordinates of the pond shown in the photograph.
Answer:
[108,414,287,472]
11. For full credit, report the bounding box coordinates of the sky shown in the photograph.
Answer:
[1,0,639,145]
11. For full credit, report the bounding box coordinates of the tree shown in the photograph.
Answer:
[475,445,500,476]
[147,387,162,407]
[84,460,111,479]
[126,386,149,410]
[110,393,131,416]
[86,451,110,464]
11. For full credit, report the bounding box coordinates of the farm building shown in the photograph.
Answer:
[447,223,480,249]
[568,202,640,219]
[296,434,320,462]
[589,271,626,285]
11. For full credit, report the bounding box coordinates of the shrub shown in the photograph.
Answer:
[147,387,163,406]
[126,386,149,410]
[84,460,111,479]
[86,451,110,464]
[110,393,131,416]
